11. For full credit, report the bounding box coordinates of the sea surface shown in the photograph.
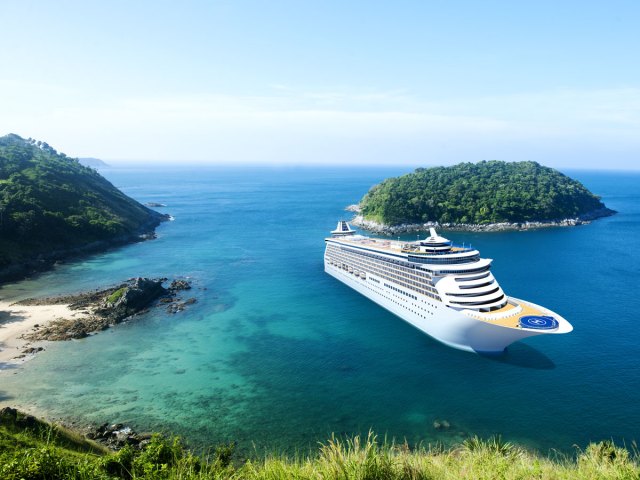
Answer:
[1,166,639,455]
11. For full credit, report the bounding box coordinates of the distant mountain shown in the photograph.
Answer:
[78,157,109,168]
[358,160,614,226]
[0,134,168,281]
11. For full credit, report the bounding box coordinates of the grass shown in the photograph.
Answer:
[106,287,126,304]
[1,410,638,479]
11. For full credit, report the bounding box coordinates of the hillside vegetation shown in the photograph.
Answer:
[359,161,610,226]
[0,409,637,480]
[0,134,165,277]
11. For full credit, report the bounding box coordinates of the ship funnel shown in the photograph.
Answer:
[420,227,452,250]
[331,220,356,236]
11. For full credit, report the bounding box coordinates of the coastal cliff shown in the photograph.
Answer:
[355,161,615,233]
[0,134,169,282]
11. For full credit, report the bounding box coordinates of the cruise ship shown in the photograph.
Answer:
[324,221,572,353]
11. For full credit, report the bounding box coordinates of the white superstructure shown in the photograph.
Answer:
[324,221,572,353]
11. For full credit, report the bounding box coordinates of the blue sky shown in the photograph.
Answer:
[1,0,639,168]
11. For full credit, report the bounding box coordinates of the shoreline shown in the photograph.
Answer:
[0,277,193,368]
[349,207,616,234]
[0,300,88,367]
[0,214,169,285]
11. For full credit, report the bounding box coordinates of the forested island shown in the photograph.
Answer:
[354,161,615,233]
[0,134,168,282]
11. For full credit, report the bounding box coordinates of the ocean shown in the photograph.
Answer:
[0,166,639,455]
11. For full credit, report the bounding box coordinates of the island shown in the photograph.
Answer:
[353,160,615,233]
[0,134,169,282]
[78,157,109,168]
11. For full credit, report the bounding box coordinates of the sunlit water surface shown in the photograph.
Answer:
[1,166,638,455]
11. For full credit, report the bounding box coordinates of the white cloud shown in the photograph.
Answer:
[1,84,639,167]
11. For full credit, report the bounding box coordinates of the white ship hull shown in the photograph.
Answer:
[325,260,555,353]
[324,221,571,354]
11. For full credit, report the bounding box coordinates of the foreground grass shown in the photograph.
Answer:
[1,412,638,479]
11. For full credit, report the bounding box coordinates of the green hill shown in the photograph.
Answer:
[0,134,167,280]
[359,160,613,226]
[1,407,637,479]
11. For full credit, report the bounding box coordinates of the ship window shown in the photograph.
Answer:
[459,280,494,289]
[455,272,490,282]
[447,286,500,297]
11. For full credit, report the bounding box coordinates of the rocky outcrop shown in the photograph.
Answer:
[94,277,167,322]
[345,204,361,213]
[21,278,172,341]
[169,279,192,291]
[166,297,197,314]
[0,406,40,430]
[350,207,616,234]
[86,422,153,450]
[165,279,195,313]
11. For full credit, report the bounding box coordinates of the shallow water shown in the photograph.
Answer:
[1,166,638,454]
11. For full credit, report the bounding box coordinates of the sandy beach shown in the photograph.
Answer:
[0,300,81,366]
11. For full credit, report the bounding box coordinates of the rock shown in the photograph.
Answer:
[169,279,191,291]
[94,278,167,322]
[145,202,167,207]
[86,422,150,450]
[114,426,133,442]
[345,204,361,213]
[166,303,184,314]
[433,419,451,430]
[138,439,152,449]
[0,407,18,422]
[350,206,618,234]
[24,277,168,340]
[21,346,44,354]
[20,277,200,342]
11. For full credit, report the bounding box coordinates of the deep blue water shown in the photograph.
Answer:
[0,166,639,455]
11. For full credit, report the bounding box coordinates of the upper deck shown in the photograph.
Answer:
[326,234,489,271]
[326,235,475,256]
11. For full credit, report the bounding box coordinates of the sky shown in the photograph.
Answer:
[1,0,639,168]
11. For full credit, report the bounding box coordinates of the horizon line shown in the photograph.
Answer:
[92,160,640,172]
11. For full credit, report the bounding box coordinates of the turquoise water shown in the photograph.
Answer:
[1,166,639,454]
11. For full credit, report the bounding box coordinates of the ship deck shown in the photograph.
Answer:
[464,300,549,329]
[330,236,550,331]
[330,236,403,253]
[329,236,468,255]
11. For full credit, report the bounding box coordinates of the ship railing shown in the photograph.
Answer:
[401,245,476,256]
[462,301,523,321]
